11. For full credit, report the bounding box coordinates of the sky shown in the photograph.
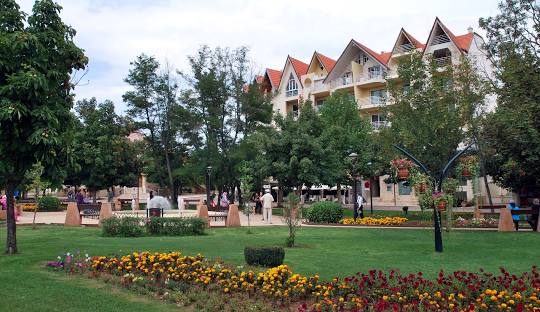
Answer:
[18,0,501,113]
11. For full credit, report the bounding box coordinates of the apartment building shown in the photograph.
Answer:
[260,17,506,207]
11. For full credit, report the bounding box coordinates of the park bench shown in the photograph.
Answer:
[77,203,101,219]
[474,204,506,218]
[510,208,536,229]
[146,207,164,218]
[208,205,229,222]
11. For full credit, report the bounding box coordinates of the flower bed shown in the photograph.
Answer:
[47,250,540,311]
[339,216,408,226]
[456,217,499,228]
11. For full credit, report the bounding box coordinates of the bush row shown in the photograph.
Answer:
[244,246,285,267]
[102,217,206,237]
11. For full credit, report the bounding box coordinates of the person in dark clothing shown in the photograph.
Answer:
[75,189,85,205]
[508,200,521,231]
[254,192,262,214]
[528,198,540,232]
[149,191,154,200]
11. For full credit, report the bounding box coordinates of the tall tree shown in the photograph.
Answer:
[480,0,540,193]
[0,0,87,253]
[181,46,272,201]
[381,52,488,175]
[318,91,373,202]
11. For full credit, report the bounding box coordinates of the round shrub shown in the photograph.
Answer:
[306,201,343,223]
[38,196,61,212]
[244,246,285,267]
[102,217,144,237]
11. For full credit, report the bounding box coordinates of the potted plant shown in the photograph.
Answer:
[442,178,460,194]
[410,173,431,194]
[391,159,415,180]
[432,192,448,211]
[456,155,479,179]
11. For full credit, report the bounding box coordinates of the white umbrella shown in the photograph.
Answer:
[148,196,171,210]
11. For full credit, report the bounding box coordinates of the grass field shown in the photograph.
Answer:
[0,225,538,311]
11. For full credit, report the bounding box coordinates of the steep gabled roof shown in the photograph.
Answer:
[277,56,308,89]
[352,40,390,68]
[402,29,425,49]
[316,52,337,72]
[424,17,473,54]
[265,68,282,89]
[289,56,309,77]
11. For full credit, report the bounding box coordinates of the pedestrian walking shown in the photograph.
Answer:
[261,189,274,224]
[220,191,229,209]
[356,193,366,218]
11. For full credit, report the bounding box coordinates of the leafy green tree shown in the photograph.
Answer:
[318,91,373,202]
[181,46,272,202]
[255,102,326,194]
[382,52,488,176]
[124,56,196,203]
[0,0,87,253]
[67,98,140,201]
[480,0,540,192]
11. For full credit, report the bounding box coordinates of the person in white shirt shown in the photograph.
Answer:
[260,189,274,224]
[356,194,365,218]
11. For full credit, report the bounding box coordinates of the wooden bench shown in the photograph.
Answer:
[510,209,536,229]
[474,204,506,218]
[77,203,101,219]
[208,205,229,222]
[146,207,164,218]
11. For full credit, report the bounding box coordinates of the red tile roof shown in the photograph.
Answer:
[379,51,392,65]
[266,68,282,88]
[352,40,389,68]
[289,56,309,77]
[454,33,474,52]
[316,52,337,72]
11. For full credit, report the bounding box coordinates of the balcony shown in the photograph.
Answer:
[330,76,353,89]
[393,43,415,54]
[357,97,387,109]
[433,56,452,67]
[312,79,329,92]
[355,72,386,87]
[431,34,450,46]
[285,89,298,97]
[371,121,390,130]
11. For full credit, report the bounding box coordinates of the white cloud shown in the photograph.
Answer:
[17,0,500,113]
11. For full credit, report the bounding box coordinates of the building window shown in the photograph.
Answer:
[370,89,387,105]
[315,99,326,111]
[398,181,412,195]
[368,66,382,79]
[286,73,298,97]
[386,183,393,192]
[371,114,387,129]
[292,103,299,119]
[341,72,352,85]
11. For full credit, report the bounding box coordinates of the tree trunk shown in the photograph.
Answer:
[163,149,176,204]
[336,183,342,204]
[32,187,39,230]
[6,181,17,254]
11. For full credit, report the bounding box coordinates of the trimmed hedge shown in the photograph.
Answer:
[145,217,206,236]
[306,201,343,224]
[244,246,285,267]
[38,196,61,212]
[102,216,206,237]
[102,217,144,237]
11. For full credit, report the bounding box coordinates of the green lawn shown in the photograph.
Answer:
[0,225,538,311]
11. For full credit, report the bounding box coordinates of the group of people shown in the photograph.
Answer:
[252,190,274,224]
[508,199,540,231]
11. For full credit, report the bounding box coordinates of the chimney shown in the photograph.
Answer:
[467,26,473,34]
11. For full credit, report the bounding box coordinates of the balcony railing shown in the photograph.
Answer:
[431,34,450,45]
[434,56,452,67]
[312,79,328,91]
[393,43,415,54]
[355,72,385,83]
[357,97,387,108]
[371,121,390,130]
[285,89,298,97]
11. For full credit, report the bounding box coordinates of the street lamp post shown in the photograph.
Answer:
[349,153,358,221]
[205,166,212,207]
[367,162,373,215]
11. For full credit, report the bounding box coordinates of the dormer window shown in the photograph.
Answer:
[356,54,370,64]
[286,74,298,97]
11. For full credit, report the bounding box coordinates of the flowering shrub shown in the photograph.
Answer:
[300,267,540,311]
[339,216,408,226]
[456,217,498,228]
[48,251,540,311]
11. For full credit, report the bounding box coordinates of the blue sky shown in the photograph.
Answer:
[18,0,501,113]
